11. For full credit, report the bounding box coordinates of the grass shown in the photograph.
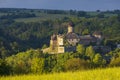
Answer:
[15,13,74,23]
[0,67,120,80]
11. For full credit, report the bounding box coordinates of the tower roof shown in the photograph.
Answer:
[66,32,79,39]
[68,21,74,27]
[51,34,57,40]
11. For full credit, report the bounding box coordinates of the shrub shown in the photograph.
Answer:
[64,58,89,71]
[109,57,120,67]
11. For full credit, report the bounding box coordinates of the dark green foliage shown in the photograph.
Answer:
[64,58,89,71]
[92,53,106,67]
[109,48,120,67]
[77,11,87,17]
[0,13,36,19]
[97,13,105,18]
[0,59,11,75]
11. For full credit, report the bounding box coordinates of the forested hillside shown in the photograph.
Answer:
[0,8,120,58]
[0,8,120,75]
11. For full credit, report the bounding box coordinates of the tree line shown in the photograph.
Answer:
[0,45,120,75]
[0,14,120,58]
[0,13,36,19]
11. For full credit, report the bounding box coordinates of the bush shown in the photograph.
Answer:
[0,59,12,75]
[109,57,120,67]
[64,58,89,71]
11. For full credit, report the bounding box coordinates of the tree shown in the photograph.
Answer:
[0,47,8,58]
[109,57,120,67]
[42,44,48,49]
[85,46,95,60]
[52,53,73,72]
[31,58,45,74]
[96,10,100,12]
[93,53,106,67]
[97,13,104,18]
[82,29,89,35]
[77,11,87,17]
[64,58,88,71]
[109,49,120,67]
[117,14,120,21]
[0,59,11,75]
[10,42,20,54]
[76,44,85,55]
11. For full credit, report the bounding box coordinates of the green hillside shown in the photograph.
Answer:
[0,8,120,76]
[0,67,120,80]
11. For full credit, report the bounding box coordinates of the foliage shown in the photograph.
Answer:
[109,57,120,67]
[93,53,106,67]
[0,13,36,19]
[42,44,48,49]
[76,44,85,55]
[0,59,11,75]
[31,58,44,74]
[85,46,95,60]
[5,49,44,74]
[64,58,89,71]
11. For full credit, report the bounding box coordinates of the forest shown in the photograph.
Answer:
[0,8,120,75]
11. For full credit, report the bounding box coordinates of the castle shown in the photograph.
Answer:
[43,22,103,54]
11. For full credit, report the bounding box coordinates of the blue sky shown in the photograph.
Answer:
[0,0,120,11]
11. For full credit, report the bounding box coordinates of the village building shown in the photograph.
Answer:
[43,22,104,54]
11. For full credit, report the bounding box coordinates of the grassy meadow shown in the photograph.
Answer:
[0,67,120,80]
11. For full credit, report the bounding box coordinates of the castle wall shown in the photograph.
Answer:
[58,47,65,53]
[57,35,64,46]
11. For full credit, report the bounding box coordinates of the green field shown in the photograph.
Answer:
[15,13,75,22]
[0,67,120,80]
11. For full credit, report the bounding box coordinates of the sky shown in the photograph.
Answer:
[0,0,120,11]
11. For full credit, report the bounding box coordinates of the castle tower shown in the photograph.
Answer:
[57,34,64,46]
[57,34,65,53]
[50,34,57,50]
[68,22,74,33]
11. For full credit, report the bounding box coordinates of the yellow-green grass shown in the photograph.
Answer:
[0,67,120,80]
